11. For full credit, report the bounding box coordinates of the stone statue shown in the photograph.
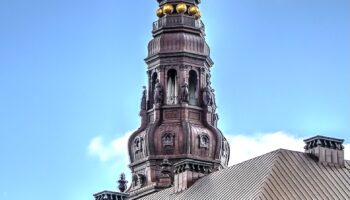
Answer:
[154,79,163,105]
[211,88,217,110]
[181,82,189,103]
[140,86,147,110]
[203,85,213,106]
[213,113,219,127]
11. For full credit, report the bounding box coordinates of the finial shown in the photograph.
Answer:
[117,173,128,193]
[176,3,187,14]
[156,2,201,19]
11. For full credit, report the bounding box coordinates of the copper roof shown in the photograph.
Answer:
[138,149,350,200]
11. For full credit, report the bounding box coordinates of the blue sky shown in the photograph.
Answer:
[0,0,349,199]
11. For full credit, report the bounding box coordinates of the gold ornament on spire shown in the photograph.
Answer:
[163,4,174,15]
[156,8,164,17]
[195,11,201,19]
[176,3,187,14]
[188,6,199,16]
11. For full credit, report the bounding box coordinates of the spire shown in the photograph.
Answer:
[127,0,230,198]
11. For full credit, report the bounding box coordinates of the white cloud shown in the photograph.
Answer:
[226,131,305,166]
[345,144,350,160]
[88,131,132,164]
[226,131,350,166]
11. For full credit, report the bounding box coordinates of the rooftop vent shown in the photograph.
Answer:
[304,135,345,167]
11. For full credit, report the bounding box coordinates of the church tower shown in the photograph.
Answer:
[127,0,230,198]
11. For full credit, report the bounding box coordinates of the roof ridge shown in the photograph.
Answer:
[254,149,286,200]
[228,148,288,167]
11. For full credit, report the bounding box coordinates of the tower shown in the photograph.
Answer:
[127,0,230,198]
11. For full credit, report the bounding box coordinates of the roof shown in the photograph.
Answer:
[138,149,350,200]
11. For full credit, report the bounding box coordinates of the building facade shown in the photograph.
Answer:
[93,1,350,200]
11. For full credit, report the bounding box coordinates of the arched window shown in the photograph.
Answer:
[189,70,198,105]
[134,137,142,152]
[166,69,177,104]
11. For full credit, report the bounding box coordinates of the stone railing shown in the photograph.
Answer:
[153,15,205,33]
[166,95,178,105]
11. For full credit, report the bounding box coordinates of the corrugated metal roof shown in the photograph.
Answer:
[138,149,350,200]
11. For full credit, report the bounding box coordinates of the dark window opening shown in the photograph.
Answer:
[189,70,198,105]
[166,69,178,104]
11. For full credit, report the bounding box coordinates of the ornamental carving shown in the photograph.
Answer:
[198,133,209,149]
[134,137,143,152]
[162,132,175,148]
[132,173,146,189]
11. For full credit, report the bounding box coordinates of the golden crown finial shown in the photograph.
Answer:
[156,8,164,17]
[195,10,201,19]
[188,5,199,16]
[176,3,187,14]
[163,4,174,15]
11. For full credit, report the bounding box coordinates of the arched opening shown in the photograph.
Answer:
[166,69,177,104]
[151,72,158,106]
[189,70,198,105]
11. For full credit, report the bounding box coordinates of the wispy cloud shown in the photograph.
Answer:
[88,131,350,167]
[88,131,132,164]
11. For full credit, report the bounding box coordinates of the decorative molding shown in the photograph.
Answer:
[164,110,179,119]
[189,111,200,121]
[179,64,187,70]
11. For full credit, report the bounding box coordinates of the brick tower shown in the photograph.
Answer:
[127,0,230,198]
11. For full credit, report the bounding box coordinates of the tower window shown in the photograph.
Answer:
[189,70,198,105]
[166,69,178,104]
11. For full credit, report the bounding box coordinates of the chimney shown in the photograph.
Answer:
[173,159,213,193]
[304,135,345,167]
[93,191,128,200]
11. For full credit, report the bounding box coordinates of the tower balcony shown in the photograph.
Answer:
[152,15,205,35]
